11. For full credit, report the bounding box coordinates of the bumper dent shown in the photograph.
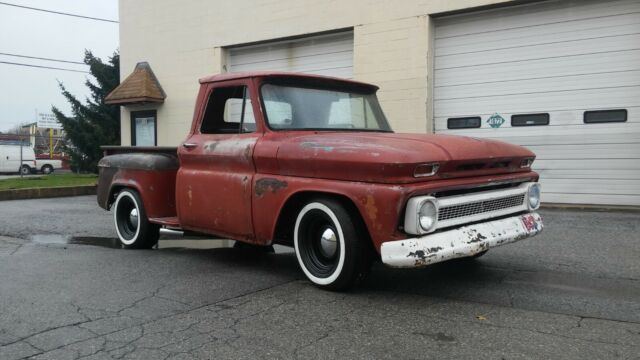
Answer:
[381,212,543,268]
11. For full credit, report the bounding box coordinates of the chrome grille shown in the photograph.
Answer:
[438,194,526,221]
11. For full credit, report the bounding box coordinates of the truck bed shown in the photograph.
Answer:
[101,146,178,156]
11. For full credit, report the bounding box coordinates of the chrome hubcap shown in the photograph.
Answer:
[129,208,138,229]
[319,228,337,258]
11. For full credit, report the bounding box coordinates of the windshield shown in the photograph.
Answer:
[260,84,392,131]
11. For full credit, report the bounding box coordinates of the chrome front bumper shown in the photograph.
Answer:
[381,212,543,268]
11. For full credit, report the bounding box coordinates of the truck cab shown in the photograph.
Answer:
[98,72,543,290]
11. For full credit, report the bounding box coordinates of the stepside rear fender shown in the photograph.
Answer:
[97,153,179,219]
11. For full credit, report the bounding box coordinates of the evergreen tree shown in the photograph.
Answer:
[52,50,120,172]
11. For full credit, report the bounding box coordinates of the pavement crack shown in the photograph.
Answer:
[15,279,298,359]
[9,243,25,255]
[1,319,93,350]
[23,339,45,353]
[293,331,331,357]
[116,285,168,316]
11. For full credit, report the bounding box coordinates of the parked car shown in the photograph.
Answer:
[0,144,37,175]
[34,157,63,174]
[97,72,544,290]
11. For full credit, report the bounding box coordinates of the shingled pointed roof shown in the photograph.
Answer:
[105,62,166,105]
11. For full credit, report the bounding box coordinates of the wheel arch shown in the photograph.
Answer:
[272,190,373,251]
[105,182,144,210]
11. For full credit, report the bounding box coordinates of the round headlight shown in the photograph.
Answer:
[528,183,541,210]
[418,200,437,232]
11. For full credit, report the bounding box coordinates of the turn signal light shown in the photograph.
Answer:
[520,157,535,168]
[414,163,439,177]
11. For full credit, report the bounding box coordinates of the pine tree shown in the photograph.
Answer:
[52,50,120,172]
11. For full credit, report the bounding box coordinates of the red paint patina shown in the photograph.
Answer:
[98,72,542,284]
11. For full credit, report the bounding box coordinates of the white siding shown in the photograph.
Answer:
[433,0,640,206]
[227,31,354,79]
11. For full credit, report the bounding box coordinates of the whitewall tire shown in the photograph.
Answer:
[294,198,371,291]
[113,189,159,249]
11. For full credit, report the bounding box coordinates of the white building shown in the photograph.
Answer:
[111,0,640,206]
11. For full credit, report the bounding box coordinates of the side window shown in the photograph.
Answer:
[200,86,255,134]
[584,109,627,123]
[511,113,549,126]
[447,117,481,129]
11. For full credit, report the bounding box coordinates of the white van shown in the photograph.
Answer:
[0,144,37,174]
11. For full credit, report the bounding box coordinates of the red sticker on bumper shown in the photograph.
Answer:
[521,214,540,232]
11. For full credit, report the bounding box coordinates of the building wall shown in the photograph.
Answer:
[118,0,513,145]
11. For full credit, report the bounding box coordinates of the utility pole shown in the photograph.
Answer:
[19,133,23,178]
[50,128,53,159]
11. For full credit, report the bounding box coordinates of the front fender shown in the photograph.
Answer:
[252,175,407,253]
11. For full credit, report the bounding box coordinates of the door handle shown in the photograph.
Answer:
[182,143,197,149]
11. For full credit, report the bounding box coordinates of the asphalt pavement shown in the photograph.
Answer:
[0,196,639,359]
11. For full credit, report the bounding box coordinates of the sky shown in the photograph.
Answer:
[0,0,119,132]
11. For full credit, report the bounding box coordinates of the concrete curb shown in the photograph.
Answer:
[0,185,97,201]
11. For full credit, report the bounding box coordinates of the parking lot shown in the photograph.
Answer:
[0,195,639,359]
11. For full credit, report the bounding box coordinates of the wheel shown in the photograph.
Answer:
[113,189,159,249]
[41,165,53,174]
[19,165,31,175]
[294,198,371,291]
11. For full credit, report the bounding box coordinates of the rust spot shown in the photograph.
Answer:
[255,178,288,198]
[427,246,443,253]
[465,229,487,244]
[98,153,179,171]
[407,247,441,261]
[243,145,251,162]
[364,195,378,222]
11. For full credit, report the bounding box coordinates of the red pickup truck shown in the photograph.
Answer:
[98,71,543,290]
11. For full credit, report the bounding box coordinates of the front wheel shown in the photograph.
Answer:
[294,198,371,291]
[113,189,159,249]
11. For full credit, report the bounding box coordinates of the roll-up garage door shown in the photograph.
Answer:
[227,31,353,79]
[433,0,640,206]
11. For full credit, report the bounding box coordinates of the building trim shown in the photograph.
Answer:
[430,0,550,17]
[221,27,354,49]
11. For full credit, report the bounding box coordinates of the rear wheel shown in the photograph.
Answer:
[113,189,159,249]
[19,165,31,175]
[41,165,53,174]
[294,198,371,291]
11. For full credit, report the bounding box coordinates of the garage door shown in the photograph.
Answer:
[433,0,640,206]
[227,31,353,79]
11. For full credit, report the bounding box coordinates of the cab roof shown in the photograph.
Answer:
[198,71,379,91]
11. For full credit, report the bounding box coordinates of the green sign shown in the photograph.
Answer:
[487,113,505,128]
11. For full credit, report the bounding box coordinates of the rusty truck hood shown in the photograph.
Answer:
[275,132,535,183]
